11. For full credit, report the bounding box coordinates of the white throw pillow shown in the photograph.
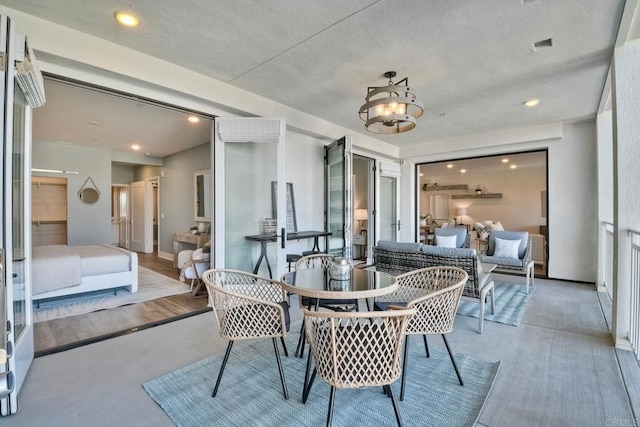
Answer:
[493,237,520,259]
[490,221,504,231]
[436,234,457,248]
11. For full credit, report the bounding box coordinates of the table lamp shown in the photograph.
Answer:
[457,207,467,225]
[354,209,368,232]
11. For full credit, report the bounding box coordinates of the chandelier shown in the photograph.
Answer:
[358,71,424,134]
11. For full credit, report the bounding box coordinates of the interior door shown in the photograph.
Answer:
[215,118,287,277]
[0,15,34,414]
[130,181,153,253]
[325,136,352,259]
[378,161,401,243]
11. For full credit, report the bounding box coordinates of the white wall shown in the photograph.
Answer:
[32,142,112,245]
[400,120,597,283]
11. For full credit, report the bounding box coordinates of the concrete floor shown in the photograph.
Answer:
[2,274,637,426]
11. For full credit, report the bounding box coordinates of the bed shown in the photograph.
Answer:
[32,244,138,301]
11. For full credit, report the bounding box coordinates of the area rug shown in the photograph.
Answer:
[457,282,534,326]
[33,267,191,323]
[143,325,500,427]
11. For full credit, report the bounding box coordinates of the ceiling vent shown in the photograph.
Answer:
[533,38,553,51]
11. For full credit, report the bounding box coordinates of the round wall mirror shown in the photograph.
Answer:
[80,187,100,204]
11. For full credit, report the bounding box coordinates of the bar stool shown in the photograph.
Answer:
[286,254,302,305]
[287,254,302,272]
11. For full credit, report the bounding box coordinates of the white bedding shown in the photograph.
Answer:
[32,245,82,295]
[32,244,133,296]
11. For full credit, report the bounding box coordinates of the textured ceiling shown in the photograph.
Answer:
[4,0,626,156]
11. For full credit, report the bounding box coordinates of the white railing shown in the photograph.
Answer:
[629,229,640,361]
[603,222,614,298]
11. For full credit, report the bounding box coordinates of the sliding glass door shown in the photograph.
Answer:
[0,15,34,415]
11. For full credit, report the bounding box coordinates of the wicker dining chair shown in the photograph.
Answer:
[303,308,416,427]
[293,254,360,358]
[202,269,291,399]
[375,266,468,400]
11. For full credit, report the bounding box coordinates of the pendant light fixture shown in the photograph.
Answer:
[358,71,424,134]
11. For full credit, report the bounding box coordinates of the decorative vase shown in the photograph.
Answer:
[263,218,277,234]
[329,257,352,280]
[198,222,207,233]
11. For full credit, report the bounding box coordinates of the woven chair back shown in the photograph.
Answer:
[303,308,415,389]
[202,269,288,341]
[377,266,467,334]
[295,254,333,270]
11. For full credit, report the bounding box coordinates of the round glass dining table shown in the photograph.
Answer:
[279,268,397,300]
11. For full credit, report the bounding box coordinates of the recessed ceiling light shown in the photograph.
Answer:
[131,144,140,151]
[89,121,99,126]
[523,99,540,107]
[460,169,466,173]
[447,164,454,169]
[188,115,200,123]
[510,164,517,169]
[501,158,509,163]
[419,173,424,176]
[114,11,140,27]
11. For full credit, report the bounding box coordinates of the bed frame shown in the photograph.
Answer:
[32,245,139,301]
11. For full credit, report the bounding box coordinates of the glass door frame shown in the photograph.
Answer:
[214,118,287,276]
[325,136,352,259]
[376,161,401,244]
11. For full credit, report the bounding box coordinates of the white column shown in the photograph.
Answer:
[611,38,640,349]
[596,110,613,293]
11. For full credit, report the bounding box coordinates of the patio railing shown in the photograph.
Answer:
[629,229,640,361]
[603,222,614,298]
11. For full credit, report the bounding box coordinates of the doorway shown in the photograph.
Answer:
[417,150,548,277]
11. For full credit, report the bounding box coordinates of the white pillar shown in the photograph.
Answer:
[596,110,613,293]
[611,38,640,350]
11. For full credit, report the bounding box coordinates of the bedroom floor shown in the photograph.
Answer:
[33,250,210,356]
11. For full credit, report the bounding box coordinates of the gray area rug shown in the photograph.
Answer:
[143,324,500,426]
[33,266,190,323]
[457,282,534,326]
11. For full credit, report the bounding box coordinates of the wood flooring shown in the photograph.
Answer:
[33,250,210,356]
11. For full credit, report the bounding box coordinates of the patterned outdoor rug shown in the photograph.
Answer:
[33,267,190,322]
[143,323,500,427]
[457,282,534,326]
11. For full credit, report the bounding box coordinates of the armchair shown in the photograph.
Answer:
[480,230,534,293]
[434,226,470,248]
[202,269,291,399]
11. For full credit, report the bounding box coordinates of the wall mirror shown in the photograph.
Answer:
[78,176,100,204]
[194,169,211,222]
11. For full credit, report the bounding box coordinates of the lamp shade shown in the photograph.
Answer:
[457,208,467,216]
[354,209,368,221]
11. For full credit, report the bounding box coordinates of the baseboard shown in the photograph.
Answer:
[158,250,173,261]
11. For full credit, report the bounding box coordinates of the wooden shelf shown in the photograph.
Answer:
[422,184,468,191]
[451,193,502,199]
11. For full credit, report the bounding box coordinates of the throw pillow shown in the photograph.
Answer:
[494,237,521,259]
[436,234,457,248]
[490,221,504,231]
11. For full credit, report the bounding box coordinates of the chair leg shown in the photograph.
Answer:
[442,334,463,386]
[303,367,317,404]
[365,298,371,311]
[479,295,485,335]
[280,337,289,357]
[490,286,496,315]
[212,341,234,397]
[272,338,288,400]
[400,335,410,401]
[423,335,430,358]
[526,261,534,294]
[295,319,306,358]
[302,348,314,403]
[326,386,336,427]
[385,384,404,427]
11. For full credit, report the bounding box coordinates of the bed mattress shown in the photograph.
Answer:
[72,245,131,276]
